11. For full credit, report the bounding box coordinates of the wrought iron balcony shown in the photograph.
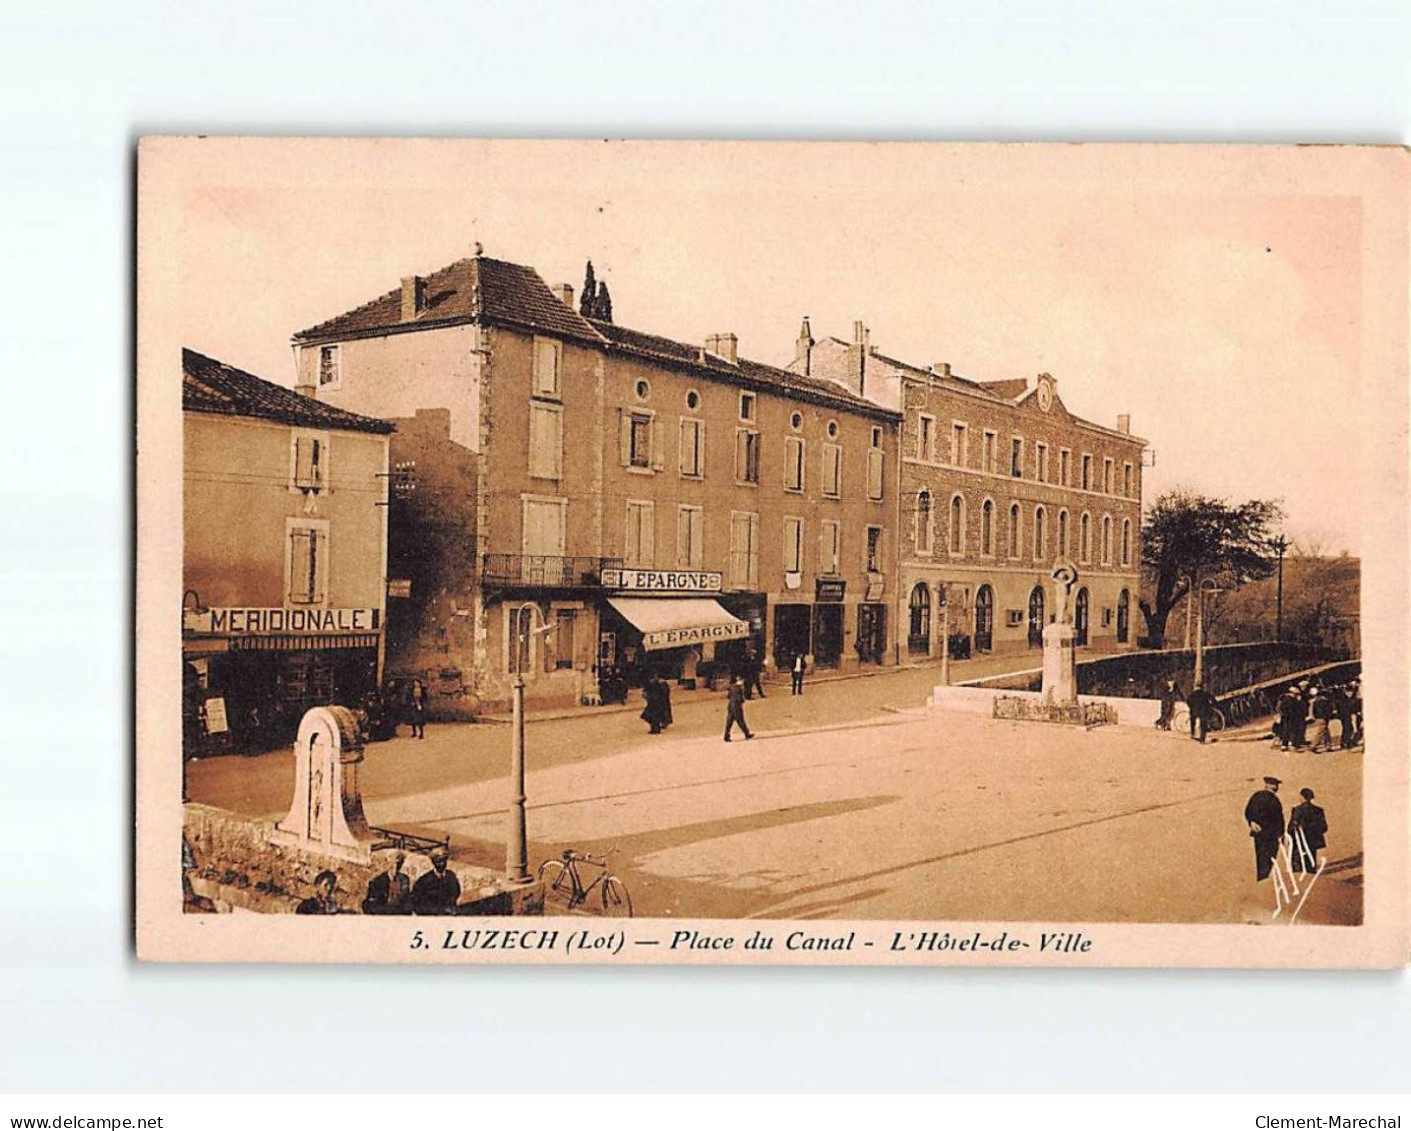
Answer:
[480,553,623,589]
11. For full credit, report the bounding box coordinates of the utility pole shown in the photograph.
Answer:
[1272,535,1289,641]
[1194,579,1220,690]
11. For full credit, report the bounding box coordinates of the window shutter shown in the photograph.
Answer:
[651,416,664,471]
[618,409,631,468]
[867,449,883,500]
[642,505,655,565]
[748,513,759,587]
[735,429,746,481]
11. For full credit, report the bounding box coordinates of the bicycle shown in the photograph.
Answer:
[1169,703,1225,735]
[538,847,633,917]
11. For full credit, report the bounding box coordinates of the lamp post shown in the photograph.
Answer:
[1271,534,1289,642]
[938,583,951,686]
[508,606,556,885]
[1193,578,1221,690]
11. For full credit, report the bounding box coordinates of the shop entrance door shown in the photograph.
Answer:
[812,604,844,668]
[974,585,994,652]
[773,604,812,669]
[857,603,887,663]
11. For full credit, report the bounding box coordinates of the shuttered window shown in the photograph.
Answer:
[730,511,759,588]
[625,501,655,568]
[528,404,563,479]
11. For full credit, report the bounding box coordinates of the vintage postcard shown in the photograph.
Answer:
[136,138,1408,966]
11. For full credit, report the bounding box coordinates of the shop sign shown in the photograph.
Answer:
[203,697,229,734]
[184,607,381,636]
[815,579,847,602]
[601,568,723,593]
[642,621,748,650]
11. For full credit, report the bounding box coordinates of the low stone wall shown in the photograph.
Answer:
[183,802,542,916]
[930,684,1163,728]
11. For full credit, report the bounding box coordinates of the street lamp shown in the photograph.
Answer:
[1270,534,1289,642]
[938,582,951,686]
[1193,578,1222,690]
[508,605,556,885]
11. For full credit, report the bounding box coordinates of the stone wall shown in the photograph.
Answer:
[182,802,542,916]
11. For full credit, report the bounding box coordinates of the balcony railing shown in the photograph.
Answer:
[480,554,623,589]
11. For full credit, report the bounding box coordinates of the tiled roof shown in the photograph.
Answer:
[977,378,1030,400]
[868,350,998,398]
[591,320,898,420]
[182,348,395,434]
[293,256,605,345]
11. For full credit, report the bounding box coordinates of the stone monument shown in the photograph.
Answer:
[271,704,376,863]
[1042,559,1080,707]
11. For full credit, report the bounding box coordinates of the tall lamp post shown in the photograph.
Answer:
[938,582,951,686]
[1193,577,1222,690]
[1271,534,1289,642]
[508,606,556,885]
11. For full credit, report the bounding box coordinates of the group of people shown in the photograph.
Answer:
[636,644,808,739]
[1272,679,1361,753]
[294,844,462,916]
[1156,678,1219,742]
[1243,776,1329,881]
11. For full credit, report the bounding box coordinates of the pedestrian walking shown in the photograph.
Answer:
[1156,678,1178,730]
[1287,788,1328,874]
[1186,684,1216,743]
[1309,688,1335,753]
[1292,682,1311,747]
[1332,683,1355,750]
[411,845,461,915]
[408,678,428,740]
[744,645,767,700]
[723,674,754,742]
[295,870,340,914]
[1243,776,1286,882]
[790,651,806,696]
[640,674,672,735]
[361,850,411,915]
[1348,679,1363,746]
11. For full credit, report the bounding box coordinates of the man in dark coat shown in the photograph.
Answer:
[1156,678,1179,730]
[411,846,461,915]
[1186,684,1217,743]
[1244,776,1286,882]
[362,850,411,915]
[296,870,340,914]
[1287,788,1328,874]
[744,646,766,700]
[1275,687,1301,750]
[723,675,754,742]
[1332,684,1356,750]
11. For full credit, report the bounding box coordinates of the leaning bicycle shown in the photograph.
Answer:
[1170,703,1225,734]
[538,847,633,917]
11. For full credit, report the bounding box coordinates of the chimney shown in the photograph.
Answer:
[1117,414,1131,434]
[846,321,870,397]
[932,362,951,378]
[400,276,426,322]
[795,316,814,373]
[552,283,575,309]
[704,333,738,364]
[853,320,870,348]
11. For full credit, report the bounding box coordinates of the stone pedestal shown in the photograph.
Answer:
[271,705,375,864]
[1041,622,1078,707]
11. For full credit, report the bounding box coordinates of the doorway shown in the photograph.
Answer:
[1075,586,1090,647]
[1028,585,1045,648]
[974,584,994,652]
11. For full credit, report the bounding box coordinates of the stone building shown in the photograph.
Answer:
[793,324,1145,658]
[181,348,394,754]
[293,253,902,713]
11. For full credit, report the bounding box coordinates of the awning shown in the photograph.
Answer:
[606,597,748,652]
[228,633,381,652]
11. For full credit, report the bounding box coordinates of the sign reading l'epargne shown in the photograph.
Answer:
[183,607,381,635]
[642,621,747,650]
[601,568,723,593]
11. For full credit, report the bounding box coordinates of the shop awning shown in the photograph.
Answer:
[606,597,748,651]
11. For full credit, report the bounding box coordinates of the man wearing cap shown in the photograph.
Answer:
[411,846,462,915]
[1287,788,1328,874]
[362,850,411,915]
[1243,777,1286,881]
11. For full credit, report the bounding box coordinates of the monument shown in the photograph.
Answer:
[1042,559,1080,707]
[271,705,376,863]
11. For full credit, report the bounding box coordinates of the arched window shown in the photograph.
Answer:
[1101,515,1113,565]
[1033,505,1047,561]
[949,493,965,555]
[1117,588,1130,644]
[980,499,994,556]
[915,490,933,555]
[1028,585,1046,646]
[1080,512,1091,563]
[974,584,994,651]
[1008,502,1021,559]
[908,583,932,655]
[1058,508,1070,557]
[1121,518,1132,567]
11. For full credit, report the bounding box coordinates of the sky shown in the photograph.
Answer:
[151,138,1370,554]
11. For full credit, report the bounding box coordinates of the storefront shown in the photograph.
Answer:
[812,579,846,668]
[857,602,888,664]
[181,606,382,756]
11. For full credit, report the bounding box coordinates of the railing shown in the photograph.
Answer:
[480,554,623,588]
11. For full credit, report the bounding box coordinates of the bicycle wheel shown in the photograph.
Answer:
[1171,704,1189,732]
[538,859,573,914]
[600,874,633,918]
[1207,708,1226,733]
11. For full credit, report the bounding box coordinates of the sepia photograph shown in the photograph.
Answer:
[136,137,1408,965]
